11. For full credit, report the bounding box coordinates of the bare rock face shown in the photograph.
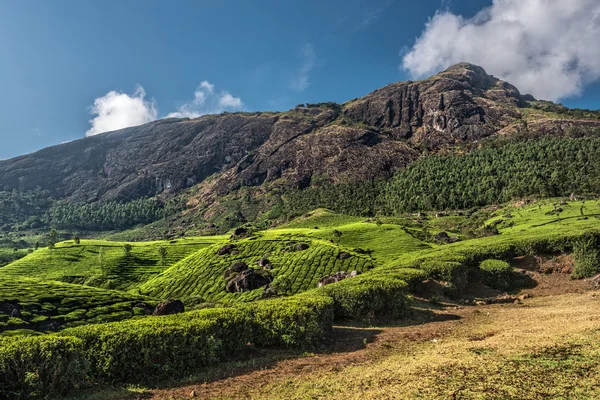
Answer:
[225,269,272,293]
[343,63,525,147]
[224,261,249,279]
[153,300,185,316]
[0,302,20,316]
[217,244,238,256]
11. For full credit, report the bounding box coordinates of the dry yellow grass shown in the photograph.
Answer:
[152,292,600,400]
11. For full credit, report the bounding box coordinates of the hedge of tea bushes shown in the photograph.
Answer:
[0,294,337,399]
[0,268,414,399]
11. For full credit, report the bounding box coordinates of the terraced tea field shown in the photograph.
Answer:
[140,238,375,302]
[0,277,155,335]
[0,236,227,290]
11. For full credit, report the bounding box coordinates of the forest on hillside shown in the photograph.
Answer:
[286,138,600,216]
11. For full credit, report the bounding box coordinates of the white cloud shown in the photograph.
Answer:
[86,81,244,136]
[290,44,317,92]
[86,85,157,137]
[166,81,244,119]
[402,0,600,101]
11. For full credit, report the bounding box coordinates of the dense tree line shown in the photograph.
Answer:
[284,180,383,217]
[282,138,600,216]
[382,138,600,213]
[0,188,53,229]
[43,198,165,231]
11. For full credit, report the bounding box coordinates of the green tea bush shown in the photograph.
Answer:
[61,308,252,382]
[479,259,513,291]
[0,336,89,400]
[240,295,334,348]
[571,234,600,279]
[0,294,338,397]
[316,276,410,322]
[419,260,468,296]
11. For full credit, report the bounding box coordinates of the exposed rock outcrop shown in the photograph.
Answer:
[153,299,185,316]
[318,270,361,287]
[225,269,272,293]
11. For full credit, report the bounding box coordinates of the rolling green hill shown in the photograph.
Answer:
[0,277,155,335]
[139,237,375,302]
[0,236,227,290]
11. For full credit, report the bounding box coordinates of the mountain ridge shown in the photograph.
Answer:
[1,63,599,208]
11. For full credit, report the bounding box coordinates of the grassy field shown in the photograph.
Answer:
[0,277,155,335]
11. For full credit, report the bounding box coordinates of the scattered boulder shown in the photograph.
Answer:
[257,256,271,268]
[153,300,185,316]
[225,269,272,293]
[217,244,237,256]
[224,261,249,279]
[295,243,309,251]
[338,252,351,260]
[230,227,249,239]
[134,302,153,315]
[261,285,278,299]
[317,270,361,287]
[38,319,60,332]
[473,294,519,305]
[10,308,22,318]
[0,302,20,316]
[590,273,600,289]
[434,231,450,244]
[415,280,446,299]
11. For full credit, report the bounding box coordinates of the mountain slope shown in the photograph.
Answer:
[1,63,598,211]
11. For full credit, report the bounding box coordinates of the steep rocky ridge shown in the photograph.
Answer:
[1,63,598,207]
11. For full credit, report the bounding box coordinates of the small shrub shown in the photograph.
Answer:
[0,336,89,399]
[419,260,468,296]
[480,259,513,291]
[571,234,600,278]
[316,276,410,322]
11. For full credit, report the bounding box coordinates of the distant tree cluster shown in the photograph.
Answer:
[44,198,165,231]
[527,101,600,120]
[284,180,384,217]
[382,138,600,213]
[0,187,53,231]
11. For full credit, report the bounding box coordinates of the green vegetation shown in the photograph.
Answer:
[315,275,409,322]
[0,237,227,290]
[44,198,166,231]
[479,259,513,291]
[526,100,600,120]
[0,277,155,334]
[0,188,52,231]
[0,197,599,398]
[0,295,333,399]
[140,237,375,302]
[384,138,600,212]
[571,234,600,278]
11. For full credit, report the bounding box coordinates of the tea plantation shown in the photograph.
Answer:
[0,277,155,335]
[0,199,599,399]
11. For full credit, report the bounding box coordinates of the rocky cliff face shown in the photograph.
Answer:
[0,63,597,204]
[342,63,525,146]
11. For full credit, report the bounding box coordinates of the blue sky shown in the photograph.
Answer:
[1,0,599,159]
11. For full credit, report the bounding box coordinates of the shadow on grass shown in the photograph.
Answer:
[61,306,462,400]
